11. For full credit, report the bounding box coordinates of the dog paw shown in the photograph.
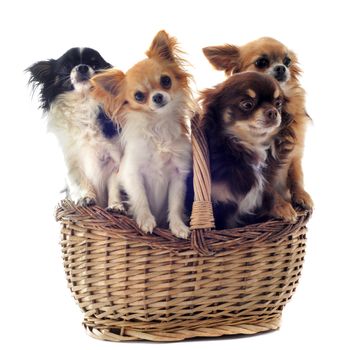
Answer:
[169,219,190,239]
[77,197,96,207]
[136,212,157,234]
[292,189,314,210]
[271,200,298,223]
[107,202,127,214]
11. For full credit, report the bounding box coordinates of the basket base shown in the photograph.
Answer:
[83,317,281,342]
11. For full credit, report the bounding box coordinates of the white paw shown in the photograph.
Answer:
[136,212,157,233]
[77,196,96,207]
[169,219,190,239]
[107,202,126,214]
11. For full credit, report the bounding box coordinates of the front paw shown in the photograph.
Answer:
[77,196,96,207]
[292,189,314,210]
[107,202,127,215]
[136,212,157,234]
[169,219,190,239]
[271,200,297,223]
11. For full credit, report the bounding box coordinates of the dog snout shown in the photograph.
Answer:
[264,108,278,123]
[152,93,164,105]
[74,64,92,83]
[77,64,89,74]
[150,91,170,109]
[273,65,287,82]
[152,93,167,107]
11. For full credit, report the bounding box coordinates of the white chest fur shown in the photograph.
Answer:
[237,162,265,215]
[119,111,192,226]
[47,90,121,206]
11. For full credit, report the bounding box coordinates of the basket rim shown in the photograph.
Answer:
[56,199,311,256]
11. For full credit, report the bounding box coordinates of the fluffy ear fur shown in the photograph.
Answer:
[146,30,178,62]
[26,60,56,110]
[27,60,54,84]
[202,45,241,75]
[91,69,126,120]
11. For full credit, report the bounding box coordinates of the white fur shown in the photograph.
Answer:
[237,162,265,215]
[48,85,121,207]
[111,92,192,238]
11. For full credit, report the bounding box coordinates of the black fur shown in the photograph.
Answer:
[97,107,119,139]
[26,47,112,111]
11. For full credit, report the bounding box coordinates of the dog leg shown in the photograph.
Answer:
[269,185,298,222]
[123,171,156,233]
[288,157,313,210]
[67,168,97,206]
[106,171,126,214]
[168,172,190,239]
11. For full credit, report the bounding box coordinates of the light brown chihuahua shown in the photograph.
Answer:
[203,37,313,221]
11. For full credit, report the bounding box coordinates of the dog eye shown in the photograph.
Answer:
[255,57,269,69]
[160,75,172,89]
[283,57,292,67]
[275,98,283,110]
[239,99,255,111]
[134,91,145,102]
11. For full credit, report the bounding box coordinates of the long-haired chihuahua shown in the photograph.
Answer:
[27,47,121,207]
[201,72,283,228]
[203,37,313,221]
[92,31,193,238]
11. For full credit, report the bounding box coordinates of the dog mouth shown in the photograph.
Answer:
[250,118,281,133]
[75,73,91,82]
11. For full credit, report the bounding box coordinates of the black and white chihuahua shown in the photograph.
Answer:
[27,47,121,207]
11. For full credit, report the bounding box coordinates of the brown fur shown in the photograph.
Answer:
[91,30,193,130]
[203,37,313,221]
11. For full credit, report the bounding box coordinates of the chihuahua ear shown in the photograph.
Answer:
[92,69,125,96]
[202,45,241,75]
[26,59,54,85]
[146,30,177,62]
[91,69,126,118]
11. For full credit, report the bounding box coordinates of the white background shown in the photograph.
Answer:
[1,0,349,349]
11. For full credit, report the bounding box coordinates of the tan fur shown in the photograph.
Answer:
[203,37,313,221]
[90,30,194,238]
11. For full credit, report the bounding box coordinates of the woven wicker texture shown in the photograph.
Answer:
[56,114,311,342]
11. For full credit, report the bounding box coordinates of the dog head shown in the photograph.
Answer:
[91,30,192,121]
[203,37,301,90]
[202,71,283,145]
[27,47,112,110]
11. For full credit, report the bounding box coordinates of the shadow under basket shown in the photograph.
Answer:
[56,116,311,342]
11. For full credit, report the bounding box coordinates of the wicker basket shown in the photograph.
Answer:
[56,115,311,342]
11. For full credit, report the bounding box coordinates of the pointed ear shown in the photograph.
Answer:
[146,30,177,62]
[202,45,241,75]
[92,69,125,96]
[26,60,54,84]
[91,69,126,118]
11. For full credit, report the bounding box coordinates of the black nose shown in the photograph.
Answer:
[273,65,287,82]
[274,65,286,74]
[77,64,89,74]
[152,93,164,105]
[264,108,278,121]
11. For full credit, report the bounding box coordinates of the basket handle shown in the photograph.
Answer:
[189,114,215,255]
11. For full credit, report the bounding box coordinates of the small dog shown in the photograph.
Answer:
[27,47,122,207]
[203,37,313,222]
[92,31,193,238]
[201,72,283,228]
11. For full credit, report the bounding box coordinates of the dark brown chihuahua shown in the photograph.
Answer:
[201,71,283,228]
